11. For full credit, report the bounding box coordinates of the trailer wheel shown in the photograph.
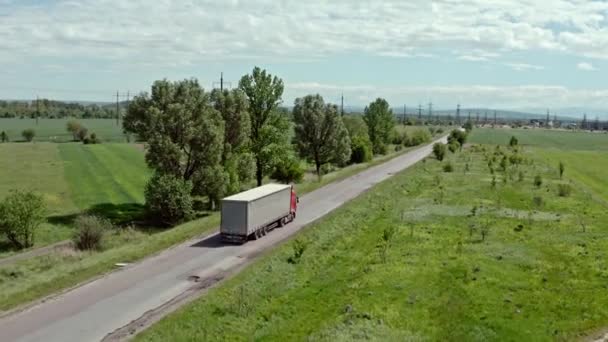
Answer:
[278,217,285,228]
[253,229,261,240]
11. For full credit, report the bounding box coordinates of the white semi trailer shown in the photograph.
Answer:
[220,183,298,244]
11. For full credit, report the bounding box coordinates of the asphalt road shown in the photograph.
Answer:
[0,136,446,342]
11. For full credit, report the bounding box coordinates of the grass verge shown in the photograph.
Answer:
[137,144,608,341]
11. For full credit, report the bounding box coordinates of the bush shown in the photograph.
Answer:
[557,183,572,197]
[509,136,518,147]
[72,215,111,251]
[448,141,460,153]
[350,135,373,164]
[407,128,432,147]
[271,156,305,183]
[287,238,308,264]
[395,144,403,152]
[432,143,447,161]
[443,162,454,173]
[0,131,8,143]
[448,129,467,148]
[533,175,543,188]
[144,173,194,226]
[436,128,444,134]
[319,163,337,176]
[374,143,388,155]
[0,190,46,249]
[77,127,88,142]
[21,129,35,142]
[90,133,99,144]
[533,196,544,208]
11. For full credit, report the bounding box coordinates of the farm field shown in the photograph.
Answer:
[0,128,446,312]
[469,127,608,151]
[138,133,608,341]
[0,118,126,142]
[0,142,149,258]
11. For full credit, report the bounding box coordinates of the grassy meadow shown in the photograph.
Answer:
[138,131,608,341]
[469,127,608,151]
[0,118,126,142]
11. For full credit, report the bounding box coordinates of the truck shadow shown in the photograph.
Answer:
[190,234,233,249]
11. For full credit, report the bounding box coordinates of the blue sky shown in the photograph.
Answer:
[0,0,607,118]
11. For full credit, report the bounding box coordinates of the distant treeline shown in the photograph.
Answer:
[0,100,120,119]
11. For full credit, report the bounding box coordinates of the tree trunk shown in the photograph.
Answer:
[7,232,23,250]
[315,161,321,178]
[256,158,263,186]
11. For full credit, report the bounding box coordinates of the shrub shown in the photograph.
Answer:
[395,144,403,152]
[271,156,305,183]
[66,120,82,141]
[350,135,373,164]
[557,183,572,197]
[448,141,460,153]
[509,153,523,165]
[533,196,544,208]
[320,163,337,176]
[407,128,432,146]
[77,127,88,142]
[72,215,111,251]
[432,143,447,161]
[374,143,388,155]
[0,190,46,249]
[144,173,194,226]
[509,136,518,147]
[287,238,308,264]
[21,129,35,142]
[0,131,8,143]
[90,133,99,144]
[559,161,565,179]
[533,175,543,188]
[443,162,454,173]
[463,121,473,132]
[518,170,525,182]
[448,129,468,147]
[436,128,444,134]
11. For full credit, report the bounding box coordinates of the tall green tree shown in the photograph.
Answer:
[210,89,255,196]
[363,98,394,154]
[0,131,8,143]
[123,79,225,210]
[239,67,289,186]
[293,94,351,176]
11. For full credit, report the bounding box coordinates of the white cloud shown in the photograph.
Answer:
[284,82,608,113]
[577,62,597,71]
[505,63,545,71]
[1,0,608,65]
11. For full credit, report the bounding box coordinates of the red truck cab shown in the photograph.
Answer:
[290,186,298,219]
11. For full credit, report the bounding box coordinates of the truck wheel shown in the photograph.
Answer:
[279,218,285,228]
[253,229,261,240]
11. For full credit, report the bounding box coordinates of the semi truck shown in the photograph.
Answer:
[220,183,298,244]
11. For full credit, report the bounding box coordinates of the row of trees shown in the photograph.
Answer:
[0,100,118,119]
[124,67,401,225]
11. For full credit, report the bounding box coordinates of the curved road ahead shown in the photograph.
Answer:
[0,136,446,342]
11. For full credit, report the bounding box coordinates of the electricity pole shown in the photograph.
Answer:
[456,104,461,124]
[418,104,422,120]
[341,93,344,116]
[403,104,406,124]
[428,102,433,123]
[494,110,497,126]
[116,91,120,125]
[36,96,40,125]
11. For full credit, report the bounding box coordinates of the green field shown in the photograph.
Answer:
[138,135,608,340]
[0,118,126,142]
[0,142,149,257]
[469,127,608,151]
